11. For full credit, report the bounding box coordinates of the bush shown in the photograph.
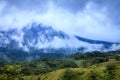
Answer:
[90,57,107,65]
[87,70,100,80]
[0,74,8,80]
[104,61,118,80]
[106,62,117,70]
[61,68,78,80]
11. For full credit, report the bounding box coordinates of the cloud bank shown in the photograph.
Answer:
[0,0,120,42]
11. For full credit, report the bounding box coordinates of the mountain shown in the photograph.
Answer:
[75,36,119,49]
[0,22,119,53]
[0,22,120,62]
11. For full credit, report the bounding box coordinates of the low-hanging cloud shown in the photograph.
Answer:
[0,0,120,42]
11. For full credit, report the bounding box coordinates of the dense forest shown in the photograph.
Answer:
[0,50,120,80]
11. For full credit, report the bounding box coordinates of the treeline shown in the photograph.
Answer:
[71,50,120,60]
[0,47,66,65]
[70,50,120,65]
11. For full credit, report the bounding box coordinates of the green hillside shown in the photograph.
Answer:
[22,61,120,80]
[0,50,120,80]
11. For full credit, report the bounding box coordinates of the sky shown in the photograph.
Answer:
[0,0,120,42]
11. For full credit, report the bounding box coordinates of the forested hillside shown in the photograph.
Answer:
[0,50,120,80]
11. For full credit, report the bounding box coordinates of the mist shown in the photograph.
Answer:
[0,0,120,42]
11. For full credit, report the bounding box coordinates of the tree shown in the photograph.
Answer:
[59,60,78,68]
[1,64,21,80]
[82,60,88,68]
[90,57,107,65]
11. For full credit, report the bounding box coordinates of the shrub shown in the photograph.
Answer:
[104,61,118,80]
[0,74,8,80]
[61,68,78,80]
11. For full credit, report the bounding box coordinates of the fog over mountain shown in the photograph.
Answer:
[0,0,120,51]
[0,22,119,53]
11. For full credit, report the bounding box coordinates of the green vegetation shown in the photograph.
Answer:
[0,50,120,80]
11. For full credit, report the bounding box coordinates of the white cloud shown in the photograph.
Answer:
[109,44,120,51]
[0,1,120,43]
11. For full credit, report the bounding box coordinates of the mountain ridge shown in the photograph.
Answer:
[0,22,120,53]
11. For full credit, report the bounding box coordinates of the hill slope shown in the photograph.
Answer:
[23,61,120,80]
